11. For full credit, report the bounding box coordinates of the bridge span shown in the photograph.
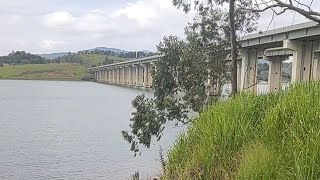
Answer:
[89,55,163,88]
[90,21,320,93]
[239,21,320,93]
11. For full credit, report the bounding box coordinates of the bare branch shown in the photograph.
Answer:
[247,0,320,24]
[293,0,312,11]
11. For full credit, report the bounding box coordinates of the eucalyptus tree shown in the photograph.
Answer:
[172,0,259,94]
[122,9,230,155]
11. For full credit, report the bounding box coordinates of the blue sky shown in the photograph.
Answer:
[0,0,318,55]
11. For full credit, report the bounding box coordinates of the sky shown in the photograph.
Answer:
[0,0,319,55]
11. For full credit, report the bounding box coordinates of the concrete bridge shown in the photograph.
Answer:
[239,21,320,93]
[90,21,320,93]
[89,54,162,88]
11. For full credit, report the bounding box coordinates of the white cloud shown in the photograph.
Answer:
[113,1,157,25]
[0,15,23,25]
[44,11,75,27]
[0,0,318,55]
[39,0,193,53]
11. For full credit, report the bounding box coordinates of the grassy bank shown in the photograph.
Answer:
[163,82,320,179]
[0,63,89,81]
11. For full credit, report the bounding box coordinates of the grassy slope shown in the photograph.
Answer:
[163,82,320,179]
[0,54,128,81]
[0,63,88,81]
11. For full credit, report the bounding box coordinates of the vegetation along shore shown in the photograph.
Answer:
[162,82,320,179]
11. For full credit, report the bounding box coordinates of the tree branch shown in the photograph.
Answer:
[249,0,320,24]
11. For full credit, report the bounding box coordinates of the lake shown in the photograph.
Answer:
[0,80,180,179]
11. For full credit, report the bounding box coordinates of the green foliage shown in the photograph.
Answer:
[103,56,115,65]
[0,51,48,65]
[162,82,320,179]
[122,0,262,155]
[78,49,156,59]
[122,9,230,154]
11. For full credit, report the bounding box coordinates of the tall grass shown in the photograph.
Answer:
[162,82,320,179]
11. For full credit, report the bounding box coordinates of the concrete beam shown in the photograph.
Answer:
[89,54,163,71]
[241,21,320,48]
[264,47,294,57]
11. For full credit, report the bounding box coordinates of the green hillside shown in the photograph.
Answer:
[0,52,129,81]
[163,82,320,179]
[76,54,126,67]
[0,63,88,81]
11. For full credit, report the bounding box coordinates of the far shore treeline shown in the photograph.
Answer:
[0,49,156,81]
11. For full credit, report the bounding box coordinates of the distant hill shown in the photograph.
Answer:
[37,52,70,59]
[88,47,128,53]
[37,47,154,60]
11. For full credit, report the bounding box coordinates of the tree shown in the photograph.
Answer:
[172,0,259,94]
[103,56,115,65]
[122,10,230,155]
[251,0,320,23]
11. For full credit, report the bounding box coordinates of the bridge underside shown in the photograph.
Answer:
[239,40,320,93]
[91,56,159,88]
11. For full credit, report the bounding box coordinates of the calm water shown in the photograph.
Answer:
[0,80,179,179]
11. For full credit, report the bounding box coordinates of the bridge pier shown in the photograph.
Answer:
[240,49,258,93]
[284,40,320,82]
[313,49,320,80]
[143,63,150,87]
[237,59,242,92]
[268,56,283,93]
[139,65,144,86]
[117,68,121,85]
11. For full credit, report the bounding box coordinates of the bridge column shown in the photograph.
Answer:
[102,69,106,83]
[100,70,104,83]
[143,63,149,87]
[105,69,109,83]
[103,69,106,83]
[116,68,120,84]
[119,67,122,84]
[122,67,125,85]
[97,70,101,82]
[149,64,155,87]
[112,67,117,84]
[117,68,120,84]
[96,70,99,82]
[140,65,144,86]
[267,56,283,93]
[313,49,320,80]
[135,65,139,86]
[240,49,258,93]
[106,69,109,83]
[237,59,242,92]
[108,69,111,83]
[311,43,320,80]
[284,40,316,82]
[128,65,132,85]
[94,71,97,81]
